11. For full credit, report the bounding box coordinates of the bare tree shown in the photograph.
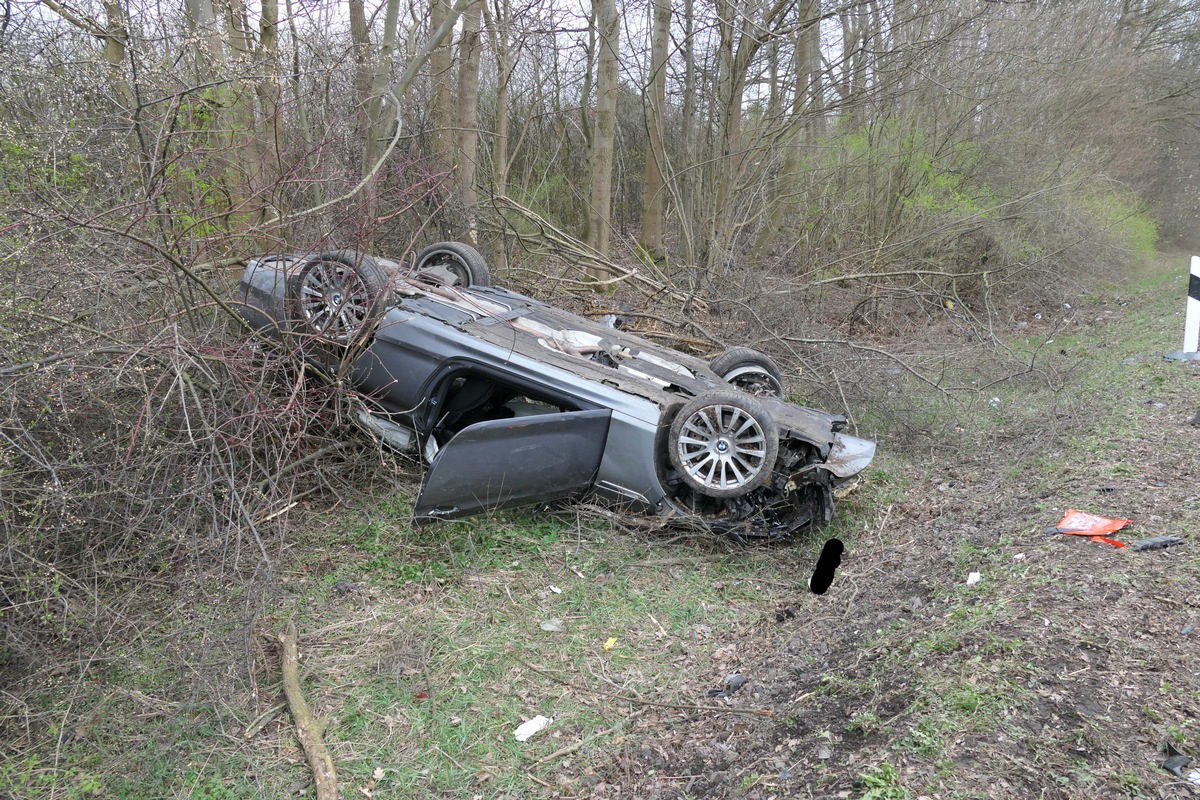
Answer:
[428,0,454,174]
[640,0,672,260]
[586,0,619,270]
[454,0,483,242]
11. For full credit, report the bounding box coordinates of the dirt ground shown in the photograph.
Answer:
[584,469,1200,799]
[575,293,1200,799]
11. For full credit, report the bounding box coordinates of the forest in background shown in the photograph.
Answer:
[4,0,1197,280]
[3,2,1200,792]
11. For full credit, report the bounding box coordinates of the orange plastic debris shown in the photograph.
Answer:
[1051,509,1132,536]
[1049,510,1132,548]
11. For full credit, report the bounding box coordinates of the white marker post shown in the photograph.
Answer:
[1166,255,1200,360]
[1187,256,1200,352]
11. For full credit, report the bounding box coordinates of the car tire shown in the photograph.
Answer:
[709,347,784,398]
[413,241,491,288]
[289,250,391,345]
[668,391,780,498]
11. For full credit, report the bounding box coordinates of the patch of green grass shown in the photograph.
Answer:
[848,709,884,736]
[1115,769,1147,797]
[0,757,103,800]
[173,513,814,799]
[856,761,911,799]
[899,716,947,759]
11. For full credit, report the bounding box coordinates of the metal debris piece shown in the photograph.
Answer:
[707,673,747,698]
[1163,742,1193,777]
[1131,535,1184,552]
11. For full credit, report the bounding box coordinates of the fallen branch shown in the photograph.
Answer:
[279,620,338,800]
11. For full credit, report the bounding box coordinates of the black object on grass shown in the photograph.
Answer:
[1162,742,1193,777]
[1132,536,1184,552]
[809,538,844,595]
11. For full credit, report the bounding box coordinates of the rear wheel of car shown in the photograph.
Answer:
[413,241,491,288]
[668,391,779,498]
[290,251,390,345]
[709,347,784,398]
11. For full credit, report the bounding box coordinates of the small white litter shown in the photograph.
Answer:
[967,572,982,586]
[514,715,552,742]
[1188,769,1200,786]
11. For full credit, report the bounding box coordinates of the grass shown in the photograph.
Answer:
[3,497,824,798]
[856,762,911,799]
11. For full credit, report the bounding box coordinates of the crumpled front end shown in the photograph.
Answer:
[663,425,875,540]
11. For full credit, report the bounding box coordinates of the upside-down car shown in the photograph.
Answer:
[235,244,875,536]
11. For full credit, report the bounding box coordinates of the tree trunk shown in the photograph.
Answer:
[587,0,619,272]
[679,0,698,265]
[429,0,454,174]
[256,0,283,224]
[284,0,314,211]
[483,0,511,272]
[707,0,778,271]
[752,0,821,257]
[348,0,372,147]
[454,1,483,243]
[579,5,597,173]
[362,0,404,235]
[704,0,796,271]
[100,0,132,110]
[216,0,270,226]
[183,0,226,77]
[640,0,671,259]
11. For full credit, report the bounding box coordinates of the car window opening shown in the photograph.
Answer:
[435,372,573,442]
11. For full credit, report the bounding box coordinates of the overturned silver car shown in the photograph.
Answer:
[236,244,875,536]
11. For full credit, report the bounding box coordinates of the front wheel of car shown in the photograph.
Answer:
[668,391,780,499]
[290,250,391,345]
[413,241,491,288]
[709,347,784,398]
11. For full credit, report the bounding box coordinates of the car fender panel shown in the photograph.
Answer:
[237,258,292,330]
[414,409,612,522]
[820,433,876,479]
